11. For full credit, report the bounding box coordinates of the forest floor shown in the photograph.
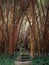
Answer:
[0,53,49,65]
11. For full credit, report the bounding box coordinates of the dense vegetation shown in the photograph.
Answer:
[0,0,49,65]
[0,54,49,65]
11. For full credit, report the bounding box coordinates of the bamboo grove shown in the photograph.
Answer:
[0,0,49,57]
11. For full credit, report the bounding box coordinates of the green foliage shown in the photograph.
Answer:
[32,56,49,65]
[38,0,49,7]
[41,0,49,6]
[45,0,49,5]
[0,54,49,65]
[0,52,18,65]
[0,55,14,65]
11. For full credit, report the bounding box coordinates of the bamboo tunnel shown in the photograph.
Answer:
[0,0,49,57]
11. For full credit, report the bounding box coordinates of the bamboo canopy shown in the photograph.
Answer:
[0,0,49,57]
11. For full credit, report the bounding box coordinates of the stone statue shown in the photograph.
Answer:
[15,43,32,65]
[17,43,30,61]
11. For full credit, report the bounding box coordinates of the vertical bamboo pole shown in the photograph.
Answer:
[30,29,34,58]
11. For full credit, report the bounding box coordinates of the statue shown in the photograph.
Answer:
[17,43,30,61]
[15,43,32,65]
